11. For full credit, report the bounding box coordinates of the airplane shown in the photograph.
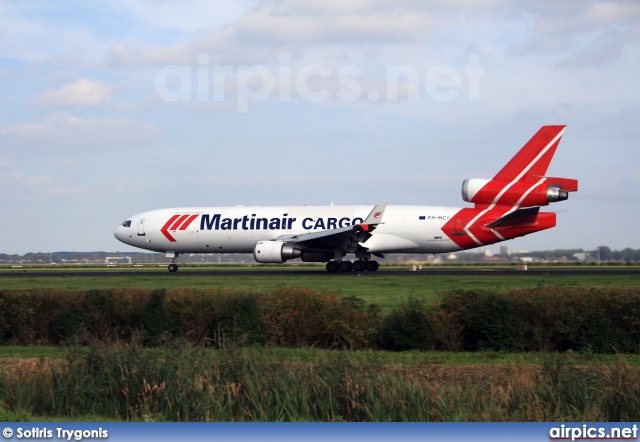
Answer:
[114,125,578,272]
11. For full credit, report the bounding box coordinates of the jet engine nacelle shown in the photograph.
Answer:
[462,178,568,207]
[461,179,490,202]
[253,241,302,263]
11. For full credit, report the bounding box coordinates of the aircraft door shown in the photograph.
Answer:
[452,218,466,236]
[138,219,146,236]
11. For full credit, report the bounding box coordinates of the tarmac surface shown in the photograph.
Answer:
[1,268,639,277]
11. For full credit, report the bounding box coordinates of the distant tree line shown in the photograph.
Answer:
[508,246,640,262]
[0,251,254,265]
[1,247,639,264]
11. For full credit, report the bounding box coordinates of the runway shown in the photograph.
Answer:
[1,268,639,277]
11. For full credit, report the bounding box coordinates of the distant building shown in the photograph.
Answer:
[572,252,593,262]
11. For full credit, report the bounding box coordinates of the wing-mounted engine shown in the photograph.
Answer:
[253,241,301,263]
[253,240,332,263]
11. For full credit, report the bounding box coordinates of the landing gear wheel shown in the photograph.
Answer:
[326,261,339,272]
[365,260,379,271]
[168,263,179,273]
[352,260,365,272]
[338,261,353,272]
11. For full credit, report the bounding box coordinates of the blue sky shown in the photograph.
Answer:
[1,0,639,254]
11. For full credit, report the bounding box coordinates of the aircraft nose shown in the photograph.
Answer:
[114,225,125,243]
[114,220,133,244]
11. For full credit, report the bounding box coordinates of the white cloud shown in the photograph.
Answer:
[0,113,161,149]
[189,173,458,188]
[108,0,249,33]
[105,0,434,68]
[507,0,640,65]
[233,4,431,45]
[0,170,89,202]
[46,186,88,196]
[583,1,640,27]
[559,27,640,67]
[0,4,105,62]
[31,79,117,108]
[8,171,55,187]
[45,70,81,85]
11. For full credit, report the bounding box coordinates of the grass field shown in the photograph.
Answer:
[2,267,640,421]
[1,266,639,312]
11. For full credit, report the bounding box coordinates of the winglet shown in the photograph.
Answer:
[360,203,386,231]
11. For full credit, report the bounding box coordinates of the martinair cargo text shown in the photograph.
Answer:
[114,126,578,272]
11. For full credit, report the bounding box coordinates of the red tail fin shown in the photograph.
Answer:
[493,125,565,183]
[462,125,577,209]
[445,126,577,249]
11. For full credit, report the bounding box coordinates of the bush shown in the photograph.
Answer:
[219,292,269,346]
[140,290,178,345]
[439,290,530,351]
[437,287,640,353]
[379,297,433,351]
[260,288,377,349]
[1,286,638,354]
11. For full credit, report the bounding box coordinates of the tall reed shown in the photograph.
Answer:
[2,340,639,421]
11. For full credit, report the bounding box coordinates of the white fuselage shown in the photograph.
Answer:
[114,205,464,256]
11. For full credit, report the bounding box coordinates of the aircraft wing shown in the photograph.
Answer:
[276,203,386,260]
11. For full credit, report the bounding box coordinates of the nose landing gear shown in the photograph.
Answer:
[167,253,179,272]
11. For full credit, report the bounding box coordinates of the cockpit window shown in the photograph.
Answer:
[121,220,132,228]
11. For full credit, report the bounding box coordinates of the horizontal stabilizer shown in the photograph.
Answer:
[486,207,540,229]
[544,177,578,192]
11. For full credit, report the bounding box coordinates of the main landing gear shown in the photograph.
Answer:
[326,260,379,272]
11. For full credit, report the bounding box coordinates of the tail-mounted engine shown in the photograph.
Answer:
[461,177,577,208]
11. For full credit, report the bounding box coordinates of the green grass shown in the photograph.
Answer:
[3,345,639,367]
[1,268,639,312]
[0,346,59,358]
[247,347,640,366]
